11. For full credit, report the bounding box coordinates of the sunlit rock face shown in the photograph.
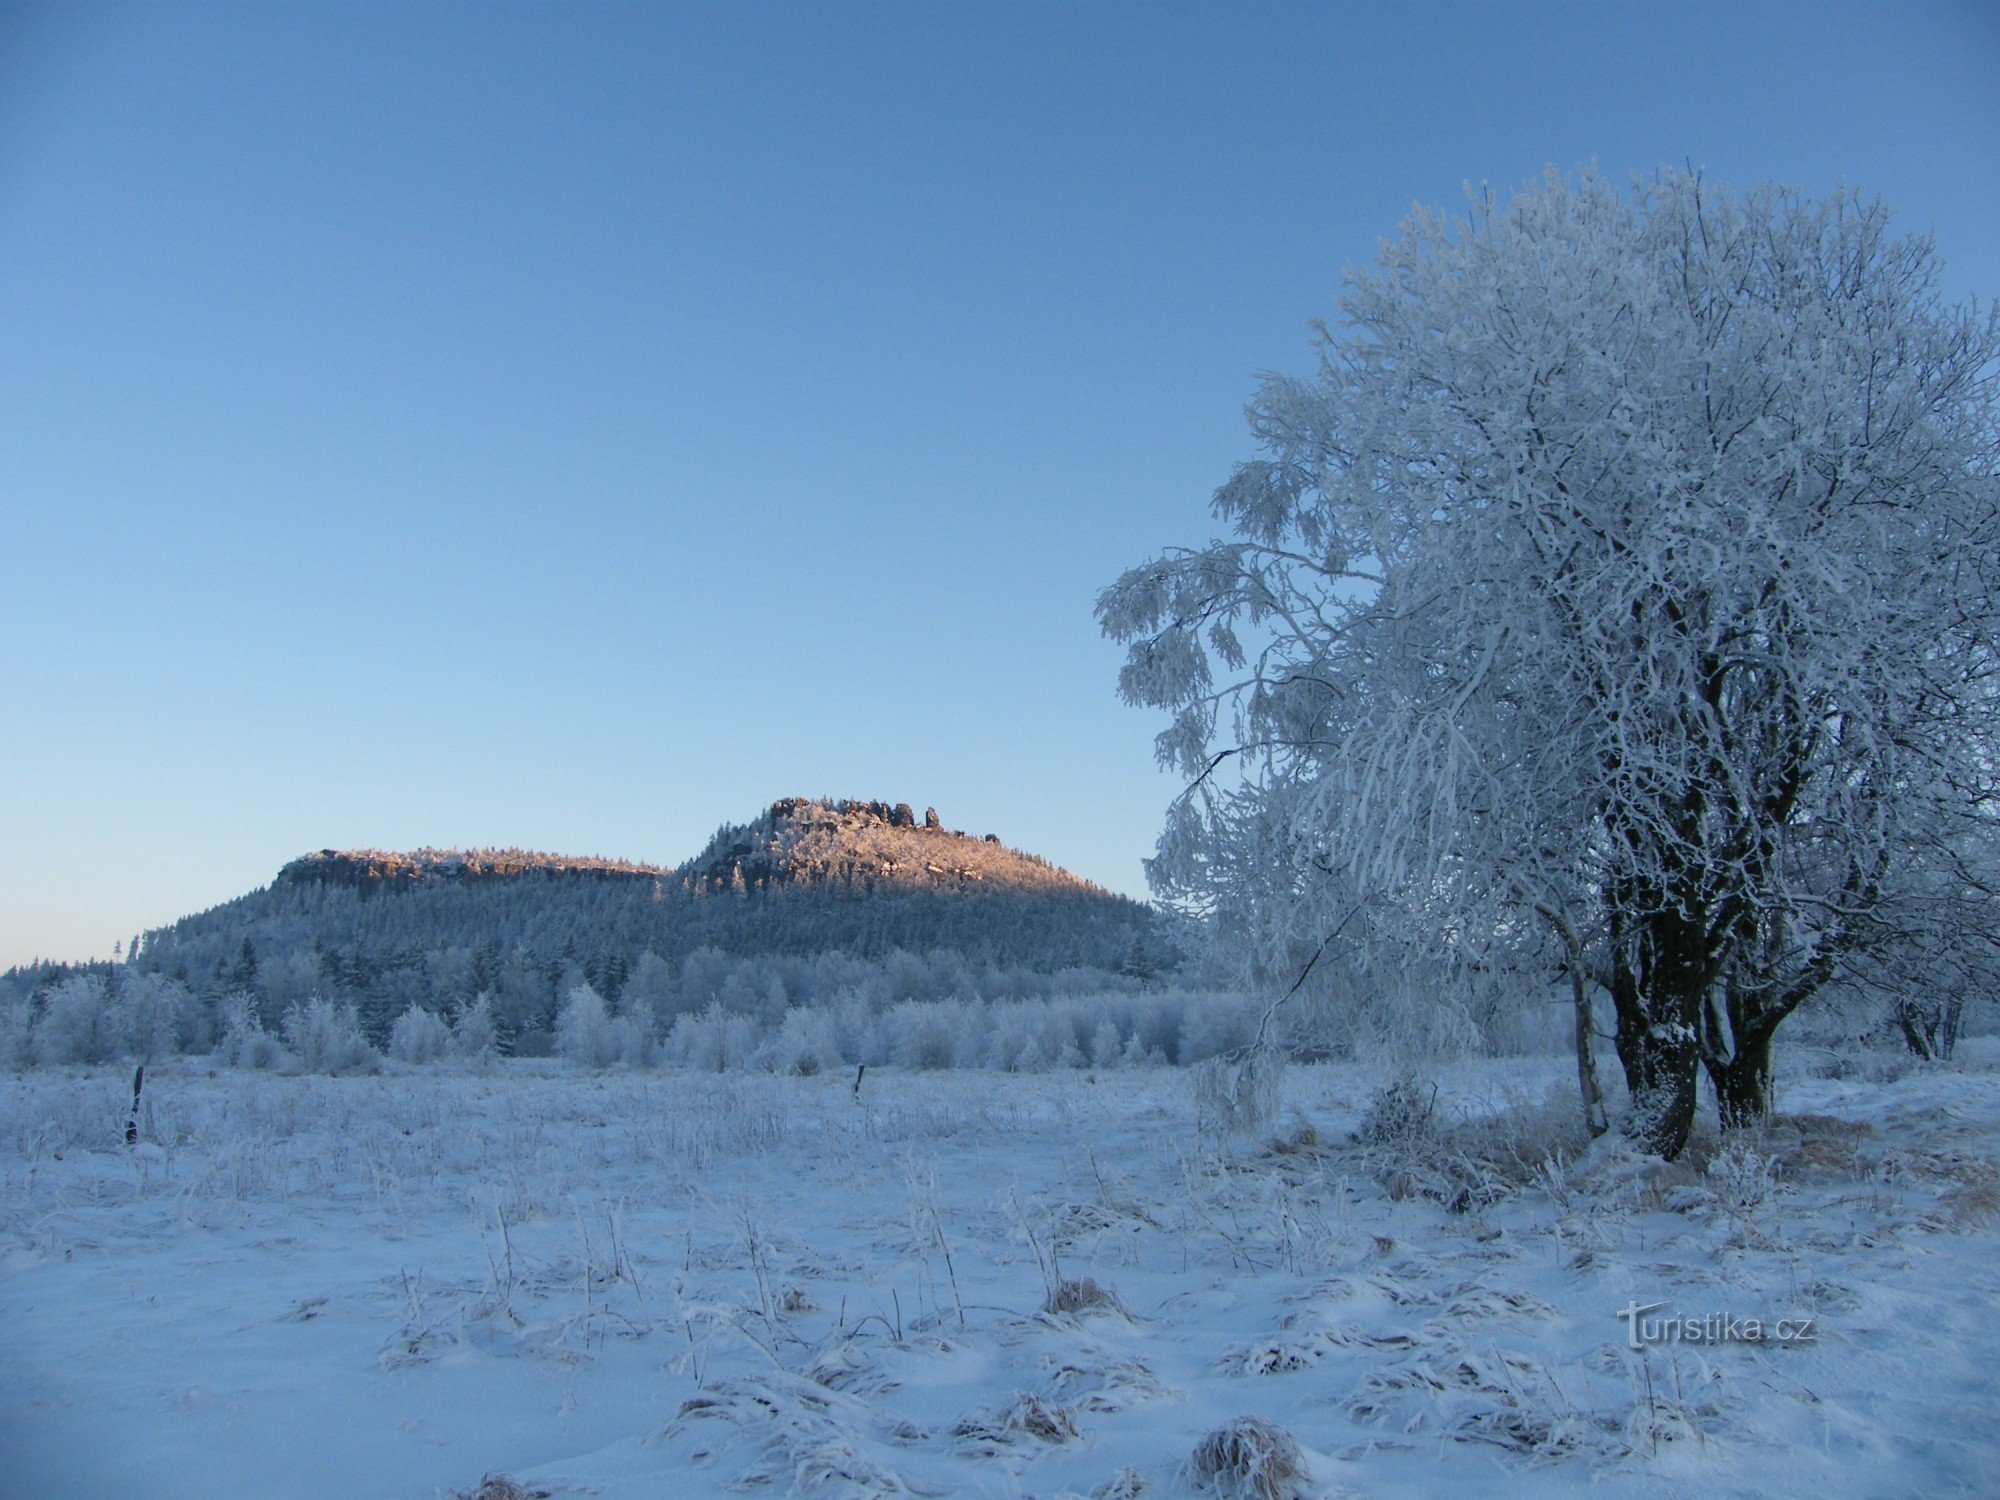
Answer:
[680,798,1106,897]
[277,848,671,892]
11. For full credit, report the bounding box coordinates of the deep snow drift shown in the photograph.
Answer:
[3,1048,1997,1497]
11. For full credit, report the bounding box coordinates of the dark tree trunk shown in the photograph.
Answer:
[1896,997,1963,1061]
[1705,1026,1775,1130]
[1619,1020,1701,1158]
[1608,902,1705,1159]
[1701,940,1837,1132]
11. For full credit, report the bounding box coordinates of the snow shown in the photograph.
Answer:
[4,1050,1999,1497]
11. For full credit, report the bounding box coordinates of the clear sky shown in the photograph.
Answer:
[2,1,1995,968]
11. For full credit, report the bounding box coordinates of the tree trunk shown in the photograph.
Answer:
[1538,905,1609,1138]
[1620,1022,1700,1157]
[1705,1027,1774,1130]
[1571,962,1609,1140]
[1897,996,1964,1061]
[1608,904,1705,1159]
[1611,983,1701,1157]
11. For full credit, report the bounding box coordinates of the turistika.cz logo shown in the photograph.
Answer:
[1616,1301,1818,1350]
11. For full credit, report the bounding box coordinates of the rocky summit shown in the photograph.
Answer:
[680,798,1106,897]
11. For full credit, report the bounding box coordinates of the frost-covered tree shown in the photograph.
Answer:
[0,998,31,1068]
[555,982,623,1068]
[764,1005,843,1075]
[33,974,125,1064]
[1101,168,2000,1157]
[114,970,195,1062]
[216,995,290,1069]
[451,992,500,1066]
[555,971,655,1068]
[281,998,377,1074]
[618,950,679,1028]
[388,1005,452,1064]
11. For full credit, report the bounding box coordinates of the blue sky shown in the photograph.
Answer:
[3,0,1996,967]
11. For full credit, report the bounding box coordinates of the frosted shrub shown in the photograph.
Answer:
[114,971,194,1062]
[32,974,126,1065]
[1706,1141,1780,1215]
[628,988,1270,1074]
[1088,1017,1124,1069]
[451,994,500,1066]
[0,996,32,1068]
[889,999,962,1069]
[1357,1074,1439,1154]
[668,1003,761,1072]
[388,1006,452,1064]
[981,1000,1088,1070]
[281,998,377,1075]
[666,1008,714,1070]
[1181,994,1260,1064]
[823,993,877,1068]
[1026,1006,1085,1069]
[764,1006,843,1075]
[555,983,621,1069]
[1128,997,1187,1064]
[216,996,290,1070]
[1194,1046,1285,1138]
[1120,1029,1160,1067]
[612,1010,655,1067]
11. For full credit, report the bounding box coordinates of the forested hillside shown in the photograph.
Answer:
[7,800,1180,1055]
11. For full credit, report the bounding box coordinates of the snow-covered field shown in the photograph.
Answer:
[4,1049,1998,1498]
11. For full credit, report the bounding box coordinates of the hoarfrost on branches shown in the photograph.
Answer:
[1101,167,2000,1156]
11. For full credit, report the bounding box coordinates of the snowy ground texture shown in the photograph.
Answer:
[4,1047,1999,1498]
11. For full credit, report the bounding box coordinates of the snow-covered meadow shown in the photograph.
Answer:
[4,1047,1998,1498]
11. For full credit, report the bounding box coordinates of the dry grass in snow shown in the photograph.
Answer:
[3,1045,2000,1497]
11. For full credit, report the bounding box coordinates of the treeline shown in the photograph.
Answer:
[2,921,1189,1062]
[123,873,1175,1027]
[0,961,1266,1076]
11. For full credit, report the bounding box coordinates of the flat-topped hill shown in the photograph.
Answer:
[124,799,1171,1007]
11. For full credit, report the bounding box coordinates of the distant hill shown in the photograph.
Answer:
[119,799,1179,1047]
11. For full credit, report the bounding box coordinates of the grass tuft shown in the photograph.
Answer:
[1186,1415,1309,1500]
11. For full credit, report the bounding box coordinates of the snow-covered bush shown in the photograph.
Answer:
[763,1006,842,1076]
[1088,1016,1124,1068]
[1356,1074,1440,1154]
[388,1006,452,1064]
[113,970,194,1062]
[888,999,964,1070]
[32,974,126,1064]
[281,998,377,1074]
[215,995,290,1070]
[1180,993,1261,1064]
[1193,1046,1285,1138]
[0,995,32,1068]
[451,993,500,1066]
[617,987,1266,1075]
[667,1003,761,1072]
[555,983,622,1069]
